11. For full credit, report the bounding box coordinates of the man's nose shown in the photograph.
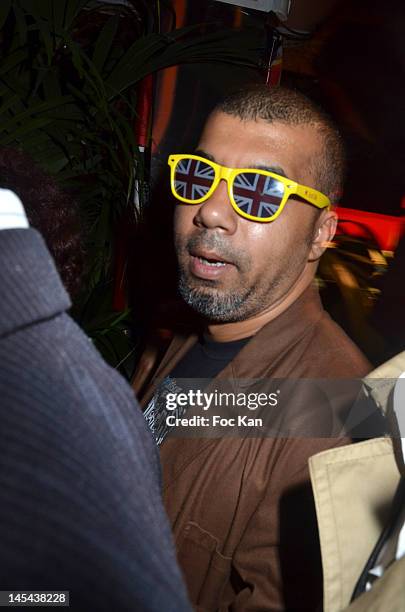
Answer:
[193,179,238,233]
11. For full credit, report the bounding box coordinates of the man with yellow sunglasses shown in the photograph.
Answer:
[134,86,371,611]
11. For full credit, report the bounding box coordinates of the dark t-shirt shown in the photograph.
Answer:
[171,334,250,379]
[144,334,250,445]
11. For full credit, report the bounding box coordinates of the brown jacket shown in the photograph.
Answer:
[134,285,371,611]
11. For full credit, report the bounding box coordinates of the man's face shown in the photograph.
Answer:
[174,111,325,322]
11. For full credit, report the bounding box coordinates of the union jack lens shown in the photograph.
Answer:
[172,157,285,220]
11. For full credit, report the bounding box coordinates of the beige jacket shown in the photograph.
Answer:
[344,556,405,612]
[309,351,405,612]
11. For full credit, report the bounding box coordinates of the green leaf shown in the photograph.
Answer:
[0,48,28,77]
[13,3,28,46]
[23,0,53,22]
[7,96,73,125]
[30,13,54,65]
[49,0,67,33]
[0,94,19,119]
[104,27,257,99]
[69,39,86,79]
[0,117,54,145]
[24,0,83,32]
[64,0,88,31]
[0,0,11,30]
[92,15,119,73]
[104,32,169,93]
[43,69,62,99]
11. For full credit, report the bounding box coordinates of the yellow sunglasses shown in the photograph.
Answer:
[168,154,331,223]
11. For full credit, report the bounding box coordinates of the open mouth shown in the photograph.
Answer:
[189,251,233,280]
[196,256,226,268]
[190,248,232,266]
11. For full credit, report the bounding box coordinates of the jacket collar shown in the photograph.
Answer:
[363,351,405,414]
[221,283,324,382]
[362,351,405,474]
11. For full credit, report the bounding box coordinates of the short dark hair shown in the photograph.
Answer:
[215,85,345,202]
[0,148,84,297]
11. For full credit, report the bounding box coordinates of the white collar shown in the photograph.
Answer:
[0,189,28,230]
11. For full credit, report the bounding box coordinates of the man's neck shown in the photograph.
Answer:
[206,268,316,343]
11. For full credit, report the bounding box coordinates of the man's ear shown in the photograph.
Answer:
[308,209,337,262]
